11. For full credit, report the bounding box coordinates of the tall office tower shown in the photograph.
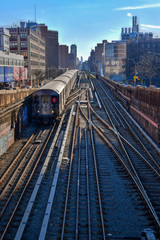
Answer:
[47,30,59,68]
[39,24,59,70]
[59,45,69,68]
[70,44,77,60]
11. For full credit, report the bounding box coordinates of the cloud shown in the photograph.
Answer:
[140,27,147,30]
[114,3,160,10]
[127,13,132,17]
[110,29,116,32]
[141,24,160,29]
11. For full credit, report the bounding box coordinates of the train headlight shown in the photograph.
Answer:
[51,110,54,114]
[37,110,40,113]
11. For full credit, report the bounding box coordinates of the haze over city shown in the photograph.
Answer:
[1,0,160,60]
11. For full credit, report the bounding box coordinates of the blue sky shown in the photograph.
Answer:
[0,0,160,60]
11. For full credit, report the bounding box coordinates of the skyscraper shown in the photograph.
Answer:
[59,45,69,68]
[38,24,59,70]
[70,44,77,60]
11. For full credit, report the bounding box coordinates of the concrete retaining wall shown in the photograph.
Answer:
[0,122,14,155]
[0,88,37,156]
[102,78,160,145]
[0,88,37,109]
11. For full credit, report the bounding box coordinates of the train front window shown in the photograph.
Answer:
[34,95,39,103]
[42,95,49,103]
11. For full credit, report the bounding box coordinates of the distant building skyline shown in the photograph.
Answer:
[1,1,160,60]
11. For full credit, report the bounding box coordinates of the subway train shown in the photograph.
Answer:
[32,70,78,124]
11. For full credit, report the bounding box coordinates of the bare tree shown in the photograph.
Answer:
[135,53,160,86]
[47,67,64,79]
[33,70,46,87]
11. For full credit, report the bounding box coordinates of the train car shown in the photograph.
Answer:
[32,70,78,124]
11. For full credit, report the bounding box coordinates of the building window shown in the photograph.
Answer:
[20,33,27,39]
[21,42,27,48]
[10,34,17,41]
[21,51,28,57]
[10,42,18,48]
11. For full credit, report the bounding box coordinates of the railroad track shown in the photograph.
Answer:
[0,123,57,239]
[89,75,160,236]
[0,74,159,239]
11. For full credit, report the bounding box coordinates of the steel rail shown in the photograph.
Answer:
[93,79,160,187]
[65,89,86,107]
[93,121,160,228]
[0,146,39,218]
[61,104,79,240]
[75,127,81,240]
[85,97,106,239]
[85,129,91,240]
[66,88,81,100]
[90,84,147,195]
[89,81,160,226]
[80,102,160,229]
[0,146,33,200]
[91,79,115,130]
[93,80,121,128]
[98,77,160,171]
[0,133,34,185]
[88,93,160,178]
[0,124,56,240]
[38,106,74,240]
[94,79,125,129]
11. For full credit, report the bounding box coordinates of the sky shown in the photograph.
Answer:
[0,0,160,60]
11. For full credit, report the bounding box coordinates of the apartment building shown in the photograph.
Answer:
[0,28,26,87]
[8,22,45,86]
[104,41,127,81]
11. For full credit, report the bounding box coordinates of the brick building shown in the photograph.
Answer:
[59,45,69,69]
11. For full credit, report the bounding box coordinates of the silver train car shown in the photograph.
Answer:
[32,70,78,124]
